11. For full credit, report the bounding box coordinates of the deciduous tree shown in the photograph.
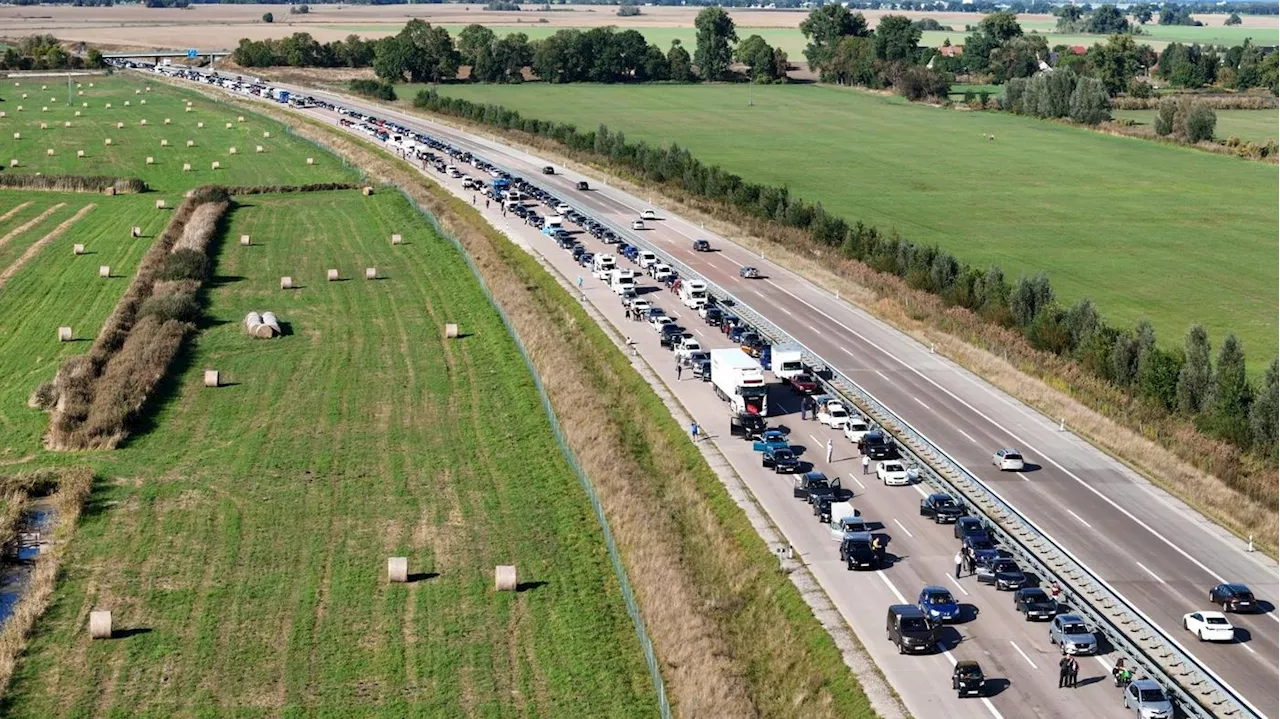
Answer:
[694,6,737,81]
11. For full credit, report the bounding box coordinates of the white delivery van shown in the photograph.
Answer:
[542,215,563,232]
[638,250,658,269]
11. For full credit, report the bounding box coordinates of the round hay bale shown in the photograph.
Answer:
[104,187,115,196]
[89,611,112,640]
[105,102,111,108]
[160,139,168,147]
[255,145,264,153]
[182,163,191,172]
[186,106,191,113]
[73,244,84,255]
[104,138,112,145]
[155,199,166,209]
[58,326,73,342]
[0,111,5,118]
[12,132,20,140]
[140,119,147,126]
[116,121,123,129]
[99,266,110,278]
[197,122,204,129]
[238,115,245,122]
[494,565,517,592]
[140,99,147,105]
[365,267,377,280]
[41,106,47,112]
[244,311,263,332]
[82,102,88,107]
[306,157,314,165]
[187,140,194,147]
[9,159,17,167]
[261,312,280,335]
[146,86,150,92]
[14,106,21,112]
[89,82,95,87]
[225,122,232,129]
[387,557,408,583]
[326,269,339,282]
[445,324,459,339]
[203,370,219,388]
[362,187,373,196]
[77,150,85,158]
[74,110,81,117]
[263,131,271,138]
[391,234,402,245]
[20,93,27,98]
[211,161,220,170]
[239,235,250,246]
[46,148,54,156]
[145,156,153,165]
[134,89,140,95]
[64,121,71,127]
[131,227,141,238]
[124,100,130,107]
[164,118,171,125]
[229,147,237,155]
[280,276,293,290]
[39,122,47,130]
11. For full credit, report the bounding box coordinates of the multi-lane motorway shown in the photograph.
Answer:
[175,70,1278,718]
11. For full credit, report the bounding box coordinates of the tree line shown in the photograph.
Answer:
[411,88,1279,463]
[0,35,104,71]
[800,6,952,101]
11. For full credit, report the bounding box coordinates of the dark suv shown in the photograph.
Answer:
[858,431,896,460]
[840,532,880,570]
[919,494,964,523]
[886,605,938,654]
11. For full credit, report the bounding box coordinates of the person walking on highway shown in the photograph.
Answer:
[954,551,963,579]
[676,362,683,381]
[825,439,833,464]
[861,455,870,475]
[690,422,700,442]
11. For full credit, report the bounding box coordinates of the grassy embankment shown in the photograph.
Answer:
[421,82,1278,368]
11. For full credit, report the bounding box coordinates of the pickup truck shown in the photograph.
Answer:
[761,445,801,473]
[752,429,789,453]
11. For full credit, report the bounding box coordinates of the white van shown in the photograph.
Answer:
[679,280,708,309]
[638,250,658,269]
[592,254,617,279]
[542,215,563,232]
[610,269,636,296]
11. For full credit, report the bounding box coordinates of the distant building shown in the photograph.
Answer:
[939,45,964,57]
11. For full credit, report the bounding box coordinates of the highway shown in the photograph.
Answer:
[171,70,1277,718]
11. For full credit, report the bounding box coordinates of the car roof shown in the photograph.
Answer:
[926,493,952,501]
[956,659,981,670]
[844,531,873,542]
[1056,613,1085,623]
[804,471,827,479]
[921,585,949,595]
[1131,679,1164,692]
[1199,610,1229,620]
[889,604,926,617]
[1223,583,1251,592]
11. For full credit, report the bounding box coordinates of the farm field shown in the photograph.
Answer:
[1113,108,1279,145]
[0,75,354,192]
[0,191,164,459]
[424,82,1278,366]
[0,189,658,717]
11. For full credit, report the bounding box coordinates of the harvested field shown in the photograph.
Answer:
[0,190,658,716]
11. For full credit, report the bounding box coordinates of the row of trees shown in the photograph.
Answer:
[1156,40,1279,92]
[799,6,952,101]
[411,88,1278,458]
[0,35,104,71]
[1002,69,1111,124]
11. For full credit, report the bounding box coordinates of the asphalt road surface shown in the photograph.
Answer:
[182,73,1277,718]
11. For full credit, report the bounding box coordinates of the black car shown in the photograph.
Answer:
[729,412,767,440]
[814,496,833,523]
[1210,583,1258,613]
[1013,587,1057,620]
[858,431,896,460]
[977,557,1025,590]
[954,516,987,541]
[919,494,964,523]
[658,324,684,348]
[793,471,840,502]
[693,238,712,252]
[886,605,938,654]
[576,180,589,190]
[841,532,880,570]
[952,661,985,698]
[762,447,801,473]
[703,307,722,325]
[541,165,555,175]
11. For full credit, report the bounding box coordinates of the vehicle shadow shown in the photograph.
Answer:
[1020,463,1043,473]
[983,678,1012,697]
[1234,628,1253,644]
[956,603,981,623]
[937,626,964,651]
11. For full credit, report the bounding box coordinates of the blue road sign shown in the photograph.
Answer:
[186,49,198,58]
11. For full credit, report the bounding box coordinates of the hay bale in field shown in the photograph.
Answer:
[89,82,95,87]
[244,311,263,335]
[160,139,168,147]
[104,187,115,196]
[391,233,402,245]
[238,115,245,122]
[99,266,110,278]
[164,118,170,125]
[261,312,280,336]
[255,145,263,153]
[140,99,147,105]
[134,89,140,95]
[64,121,71,127]
[326,269,338,282]
[495,565,517,592]
[182,163,191,172]
[0,111,5,118]
[197,122,204,129]
[263,131,271,138]
[89,611,112,640]
[74,110,80,117]
[203,370,219,388]
[46,148,54,156]
[229,147,237,155]
[14,106,21,112]
[362,187,373,196]
[387,557,408,583]
[12,132,20,140]
[73,244,84,255]
[211,161,220,170]
[82,102,87,108]
[58,327,73,342]
[116,121,123,129]
[186,140,194,147]
[280,276,293,290]
[445,323,459,339]
[124,101,130,107]
[39,122,47,129]
[140,119,147,126]
[185,107,191,113]
[78,90,83,96]
[8,159,16,167]
[146,156,153,165]
[239,234,250,246]
[365,267,377,280]
[77,150,85,158]
[225,122,232,129]
[105,102,111,108]
[41,106,47,112]
[104,138,112,146]
[306,157,314,165]
[156,199,166,209]
[146,87,150,92]
[20,92,26,99]
[131,227,141,238]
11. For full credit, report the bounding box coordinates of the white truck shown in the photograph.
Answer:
[710,348,768,416]
[609,268,636,296]
[678,279,709,310]
[771,344,805,383]
[542,215,563,233]
[592,254,617,279]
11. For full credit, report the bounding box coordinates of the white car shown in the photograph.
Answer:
[993,449,1025,471]
[638,250,658,269]
[649,314,673,331]
[555,203,572,215]
[641,209,657,220]
[817,400,850,429]
[1183,611,1236,642]
[631,219,645,230]
[675,338,702,360]
[843,417,870,443]
[629,299,652,316]
[652,264,673,282]
[877,461,911,486]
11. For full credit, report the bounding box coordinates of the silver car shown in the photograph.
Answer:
[1124,679,1174,719]
[1049,614,1097,655]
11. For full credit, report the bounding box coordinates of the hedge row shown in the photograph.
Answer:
[412,89,1278,461]
[0,173,147,194]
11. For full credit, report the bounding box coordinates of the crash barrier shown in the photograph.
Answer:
[395,190,671,718]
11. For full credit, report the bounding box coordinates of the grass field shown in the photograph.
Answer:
[1114,108,1279,145]
[0,191,167,459]
[0,189,658,716]
[423,82,1278,366]
[0,75,356,192]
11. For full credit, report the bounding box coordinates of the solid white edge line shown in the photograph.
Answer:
[946,574,970,597]
[892,518,915,539]
[1009,640,1038,670]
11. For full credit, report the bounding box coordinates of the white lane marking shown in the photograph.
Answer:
[912,483,929,498]
[1269,612,1279,624]
[892,518,915,538]
[779,306,794,316]
[1066,510,1093,529]
[955,427,978,444]
[1094,656,1113,671]
[1135,562,1166,584]
[694,328,705,337]
[841,347,855,356]
[946,574,970,596]
[876,569,908,603]
[913,397,930,410]
[809,434,823,446]
[761,279,1234,588]
[850,475,866,491]
[1241,642,1257,656]
[875,370,891,381]
[808,325,819,332]
[1010,640,1038,670]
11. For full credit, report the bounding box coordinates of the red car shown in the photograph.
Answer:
[790,373,819,394]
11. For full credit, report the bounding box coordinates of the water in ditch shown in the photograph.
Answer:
[0,501,55,628]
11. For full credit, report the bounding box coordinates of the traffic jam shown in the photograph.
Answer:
[130,62,1268,718]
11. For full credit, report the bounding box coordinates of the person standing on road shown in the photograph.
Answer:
[954,551,963,579]
[862,455,870,475]
[485,199,490,209]
[690,422,700,442]
[800,400,807,421]
[825,439,833,464]
[1058,656,1071,688]
[1067,656,1079,688]
[676,362,683,381]
[964,550,975,576]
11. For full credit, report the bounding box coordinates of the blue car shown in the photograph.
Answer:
[918,585,960,622]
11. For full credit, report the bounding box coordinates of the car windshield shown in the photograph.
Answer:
[1003,453,1023,461]
[884,463,904,472]
[1138,689,1167,703]
[900,618,929,632]
[1022,590,1048,602]
[957,666,981,678]
[1063,623,1088,634]
[970,537,995,550]
[928,593,953,605]
[1205,616,1230,625]
[994,561,1018,572]
[934,497,955,507]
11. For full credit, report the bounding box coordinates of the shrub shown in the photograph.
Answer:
[1128,79,1154,98]
[617,3,640,16]
[1185,103,1216,142]
[262,11,273,22]
[157,248,209,282]
[348,79,397,102]
[139,293,201,324]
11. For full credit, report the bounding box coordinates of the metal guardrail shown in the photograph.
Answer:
[378,115,1257,719]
